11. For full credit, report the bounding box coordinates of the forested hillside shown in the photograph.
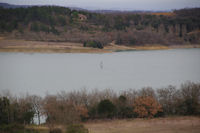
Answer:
[0,5,200,46]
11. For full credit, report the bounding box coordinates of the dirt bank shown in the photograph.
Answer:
[0,39,199,53]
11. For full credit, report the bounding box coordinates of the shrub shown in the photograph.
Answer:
[49,128,62,133]
[66,124,88,133]
[118,95,127,103]
[72,11,79,18]
[88,105,98,119]
[75,105,89,121]
[83,41,104,49]
[25,129,40,133]
[97,99,116,118]
[0,124,36,133]
[0,124,20,133]
[117,95,135,118]
[118,107,135,118]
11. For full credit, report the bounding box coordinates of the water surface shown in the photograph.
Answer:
[0,48,200,96]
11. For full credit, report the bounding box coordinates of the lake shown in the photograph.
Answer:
[0,48,200,96]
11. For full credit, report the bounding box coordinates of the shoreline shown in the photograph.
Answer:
[0,39,199,53]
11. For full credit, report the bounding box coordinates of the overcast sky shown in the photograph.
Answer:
[1,0,200,11]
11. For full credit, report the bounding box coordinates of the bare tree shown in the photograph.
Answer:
[28,95,43,125]
[43,95,80,129]
[138,87,156,98]
[157,85,177,115]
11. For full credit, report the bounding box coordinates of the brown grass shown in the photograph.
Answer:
[0,39,111,53]
[133,45,169,50]
[27,117,200,133]
[84,116,200,133]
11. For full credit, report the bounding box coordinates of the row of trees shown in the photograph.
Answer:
[1,82,199,127]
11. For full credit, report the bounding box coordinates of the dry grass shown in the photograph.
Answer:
[0,39,111,53]
[27,117,200,133]
[26,125,49,133]
[133,45,169,50]
[84,116,200,133]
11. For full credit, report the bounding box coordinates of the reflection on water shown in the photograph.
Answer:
[100,61,103,69]
[0,48,200,96]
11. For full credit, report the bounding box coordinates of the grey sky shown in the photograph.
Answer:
[0,0,200,11]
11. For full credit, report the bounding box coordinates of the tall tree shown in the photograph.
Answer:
[133,96,162,118]
[28,95,43,125]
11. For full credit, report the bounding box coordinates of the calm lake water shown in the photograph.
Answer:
[0,48,200,96]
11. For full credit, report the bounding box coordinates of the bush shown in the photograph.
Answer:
[49,128,62,133]
[88,105,98,119]
[119,107,135,118]
[0,124,38,133]
[0,124,23,133]
[66,124,88,133]
[25,129,40,133]
[83,41,103,49]
[117,95,135,118]
[97,99,116,118]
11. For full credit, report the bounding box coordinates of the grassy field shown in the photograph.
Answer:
[84,116,200,133]
[29,116,200,133]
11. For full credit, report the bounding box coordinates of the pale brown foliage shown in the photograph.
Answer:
[75,105,89,118]
[43,95,80,129]
[133,96,162,118]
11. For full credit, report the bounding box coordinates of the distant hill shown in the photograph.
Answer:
[0,2,170,13]
[90,9,171,14]
[0,3,31,8]
[0,3,200,46]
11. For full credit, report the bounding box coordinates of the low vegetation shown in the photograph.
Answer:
[66,124,89,133]
[83,41,104,49]
[49,128,62,133]
[0,81,200,133]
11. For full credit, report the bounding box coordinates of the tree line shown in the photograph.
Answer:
[0,6,200,45]
[0,81,200,133]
